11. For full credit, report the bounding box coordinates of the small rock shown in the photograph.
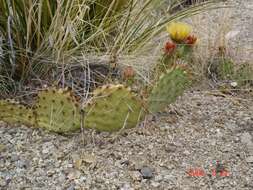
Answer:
[163,174,176,182]
[77,176,86,183]
[11,155,19,162]
[66,184,75,190]
[120,160,130,166]
[246,156,253,163]
[121,183,134,190]
[160,124,171,131]
[42,147,50,154]
[42,142,54,155]
[154,175,163,182]
[140,166,153,179]
[58,173,66,181]
[230,81,238,88]
[183,150,191,155]
[47,170,55,177]
[17,160,28,168]
[67,170,81,180]
[0,178,6,187]
[225,30,240,40]
[151,181,160,188]
[196,102,202,106]
[82,153,96,164]
[165,143,177,153]
[73,159,82,170]
[240,132,252,145]
[0,144,6,152]
[248,145,253,155]
[234,137,240,143]
[129,171,142,182]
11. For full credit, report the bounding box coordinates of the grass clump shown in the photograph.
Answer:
[207,46,253,88]
[0,0,223,98]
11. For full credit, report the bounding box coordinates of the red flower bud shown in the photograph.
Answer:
[184,35,197,45]
[122,66,135,80]
[164,41,176,54]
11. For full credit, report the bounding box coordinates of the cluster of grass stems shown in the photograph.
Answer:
[0,0,223,96]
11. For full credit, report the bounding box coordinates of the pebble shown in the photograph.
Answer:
[0,144,5,152]
[151,181,160,188]
[246,156,253,163]
[154,175,163,182]
[17,159,29,168]
[66,184,76,190]
[58,173,67,181]
[140,167,153,179]
[0,178,6,187]
[241,132,252,145]
[130,171,142,181]
[47,170,56,177]
[67,170,81,180]
[120,183,134,190]
[163,174,176,182]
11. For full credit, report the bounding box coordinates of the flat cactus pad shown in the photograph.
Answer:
[0,99,35,126]
[84,84,144,132]
[148,66,190,113]
[35,88,81,133]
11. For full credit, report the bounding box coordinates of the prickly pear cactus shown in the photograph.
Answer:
[148,66,190,113]
[0,99,35,126]
[84,84,144,132]
[35,88,81,133]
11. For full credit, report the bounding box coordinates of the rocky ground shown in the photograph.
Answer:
[0,0,253,190]
[0,90,253,190]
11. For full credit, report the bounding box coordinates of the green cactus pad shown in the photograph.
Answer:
[148,66,190,113]
[35,88,81,133]
[0,99,35,126]
[84,84,144,132]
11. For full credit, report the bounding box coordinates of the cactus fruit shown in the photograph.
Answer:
[35,88,81,133]
[148,66,190,113]
[84,84,144,132]
[0,99,35,126]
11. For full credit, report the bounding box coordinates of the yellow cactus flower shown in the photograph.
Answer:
[166,22,192,42]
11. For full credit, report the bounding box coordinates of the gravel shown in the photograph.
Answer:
[1,90,253,190]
